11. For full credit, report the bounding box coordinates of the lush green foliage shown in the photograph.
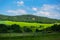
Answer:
[0,15,60,23]
[0,15,60,40]
[42,24,60,32]
[0,21,53,32]
[0,22,60,33]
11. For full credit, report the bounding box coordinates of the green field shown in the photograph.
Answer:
[0,33,60,40]
[0,21,53,29]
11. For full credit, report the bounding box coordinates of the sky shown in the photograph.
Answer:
[0,0,60,19]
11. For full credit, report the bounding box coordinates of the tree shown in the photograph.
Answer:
[35,29,41,32]
[23,26,32,32]
[51,24,60,32]
[0,24,8,33]
[43,24,60,33]
[10,24,22,33]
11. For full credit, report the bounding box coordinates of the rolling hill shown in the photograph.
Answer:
[0,14,60,23]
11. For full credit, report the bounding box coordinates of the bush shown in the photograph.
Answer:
[10,24,22,33]
[23,26,32,32]
[0,24,8,33]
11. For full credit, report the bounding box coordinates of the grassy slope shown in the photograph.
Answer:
[0,21,53,30]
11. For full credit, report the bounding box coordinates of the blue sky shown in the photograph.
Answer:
[0,0,60,19]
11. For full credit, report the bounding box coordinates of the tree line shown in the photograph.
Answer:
[41,24,60,33]
[0,24,60,33]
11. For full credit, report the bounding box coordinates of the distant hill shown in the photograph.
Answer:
[0,14,60,23]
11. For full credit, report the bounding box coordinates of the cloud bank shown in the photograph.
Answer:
[6,9,27,15]
[33,4,60,19]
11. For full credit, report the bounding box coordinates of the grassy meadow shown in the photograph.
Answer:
[0,21,53,28]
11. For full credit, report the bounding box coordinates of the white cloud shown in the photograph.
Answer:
[39,11,50,16]
[33,4,60,19]
[32,7,38,11]
[41,4,55,10]
[33,11,50,17]
[6,9,27,15]
[17,1,24,6]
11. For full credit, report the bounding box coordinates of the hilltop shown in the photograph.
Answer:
[0,14,60,23]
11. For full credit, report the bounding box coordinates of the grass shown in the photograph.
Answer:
[0,21,53,28]
[0,33,60,40]
[0,21,54,31]
[0,21,54,30]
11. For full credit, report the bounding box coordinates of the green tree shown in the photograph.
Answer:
[23,26,32,32]
[0,24,8,33]
[10,24,22,33]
